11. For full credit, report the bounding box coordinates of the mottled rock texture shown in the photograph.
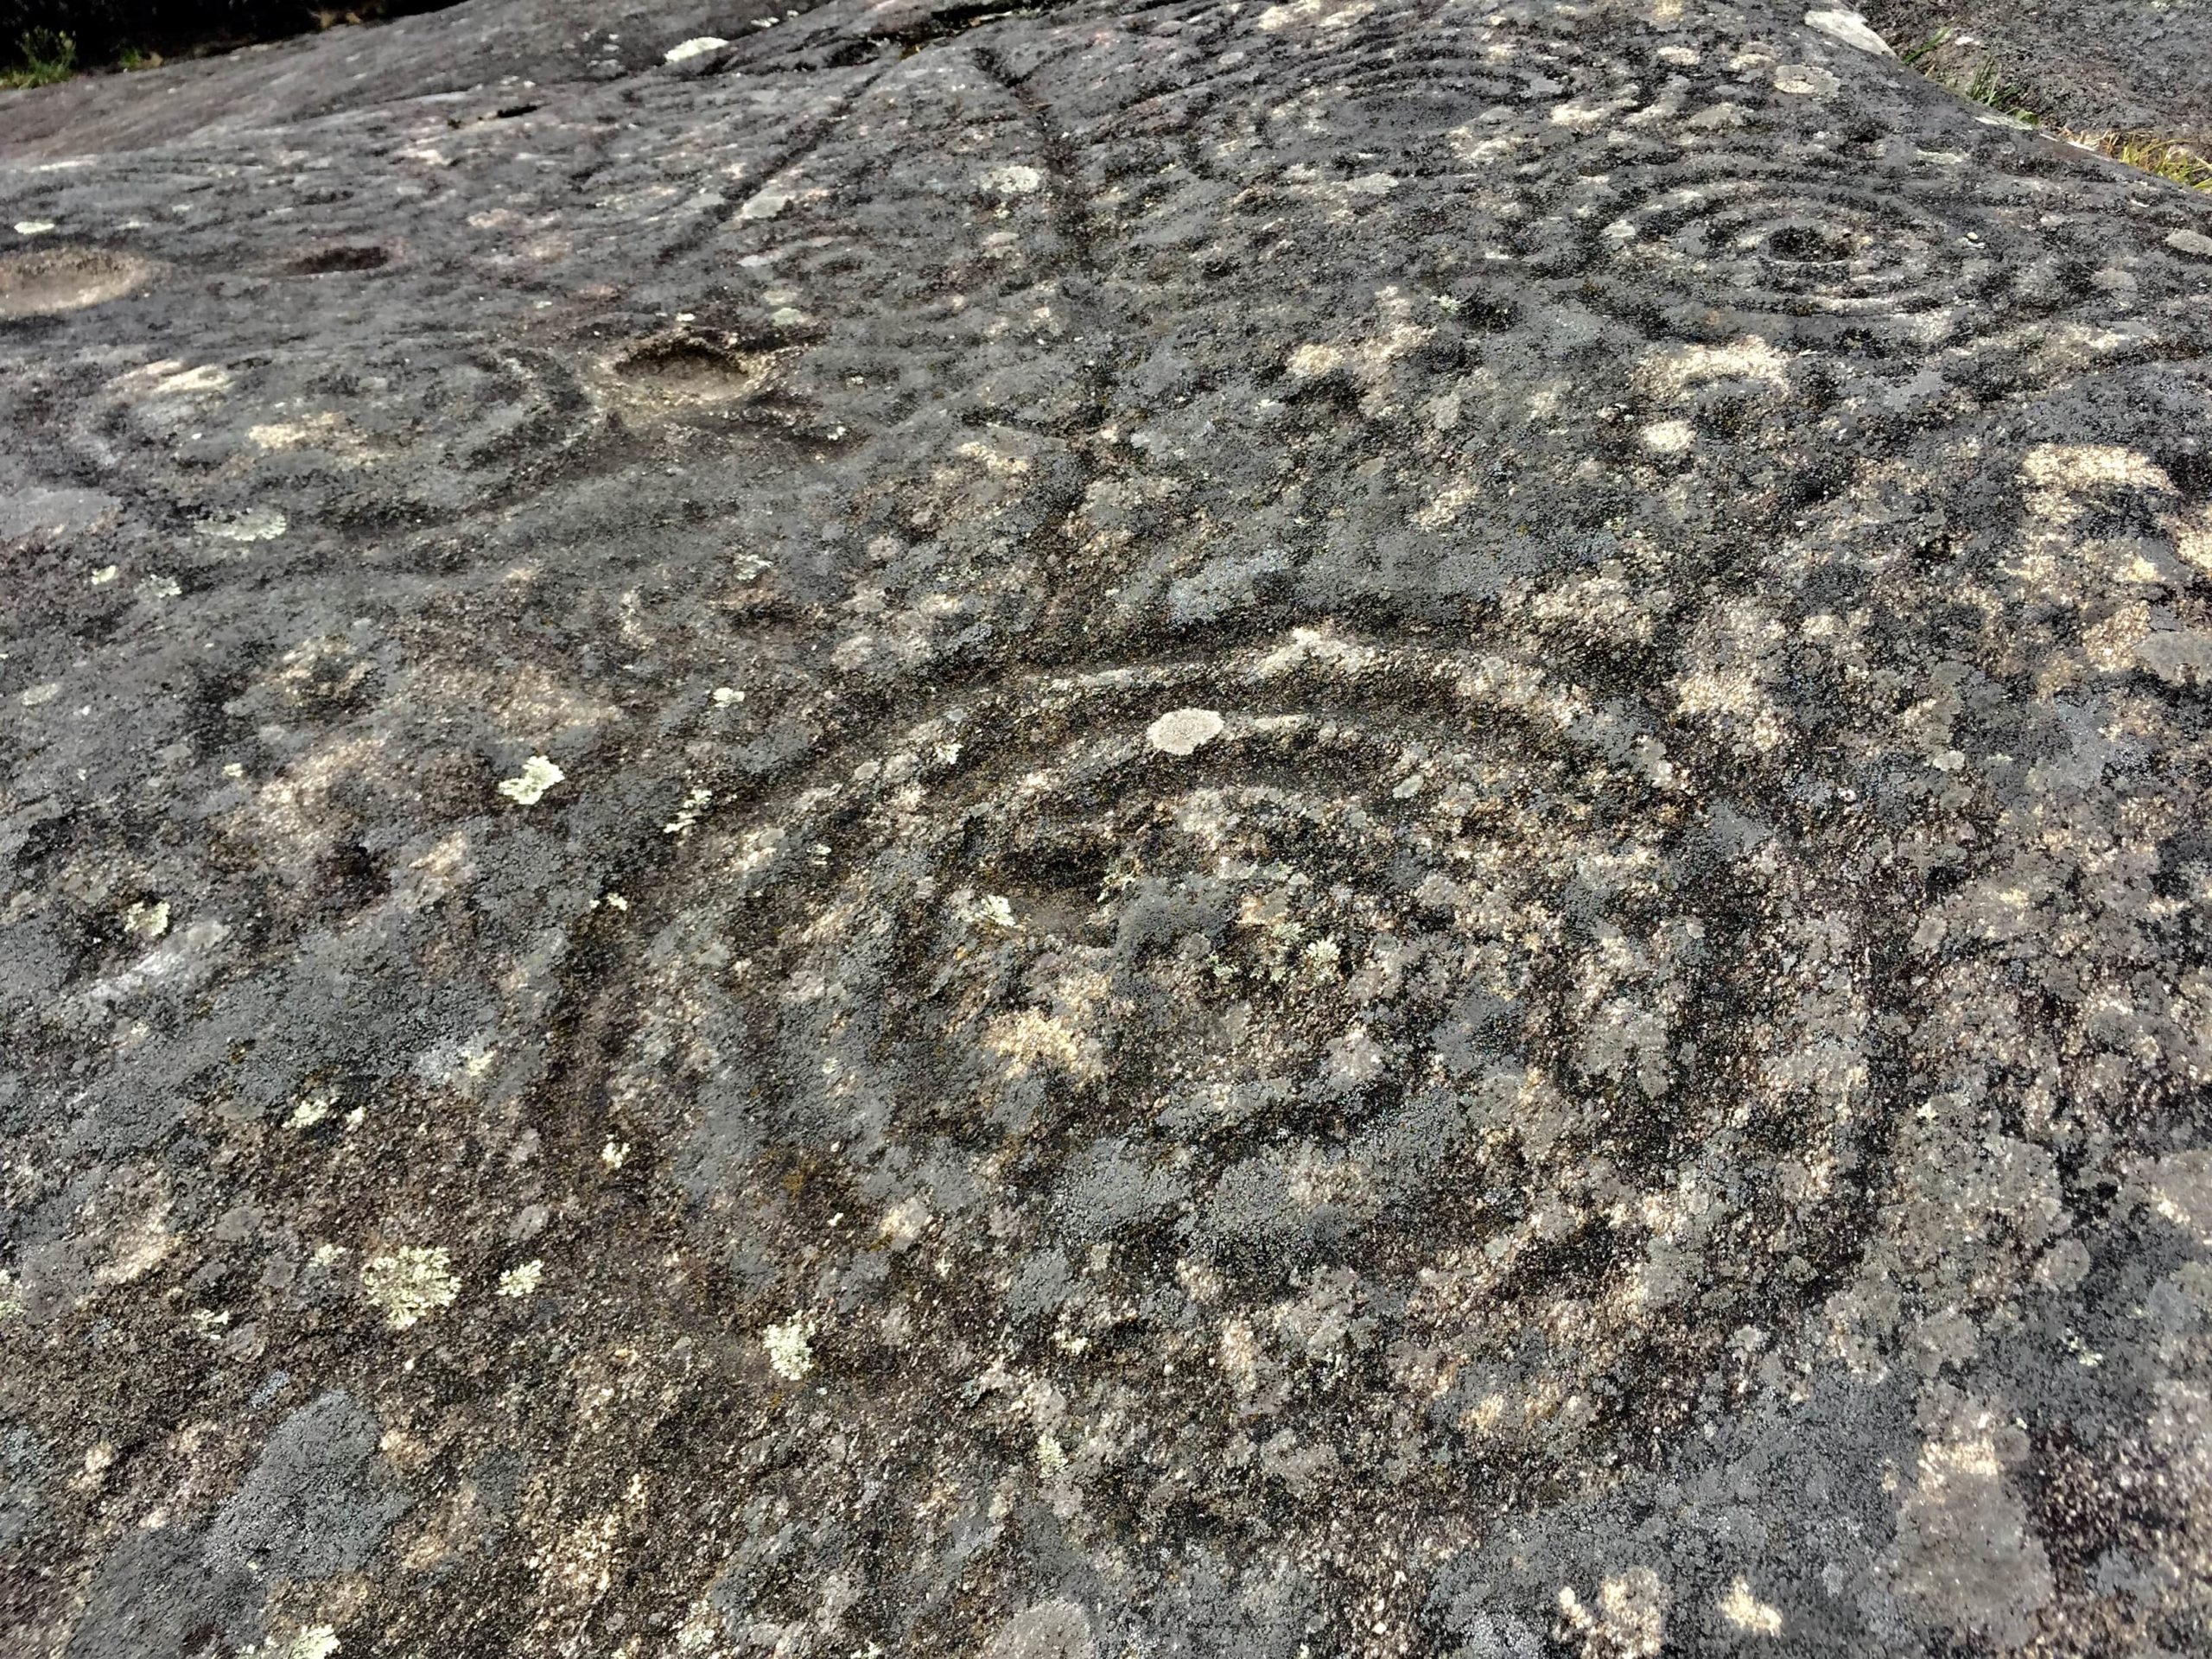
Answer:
[1862,0,2212,152]
[5,2,2212,1655]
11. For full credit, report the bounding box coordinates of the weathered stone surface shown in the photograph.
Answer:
[4,1,2212,1654]
[1863,0,2212,150]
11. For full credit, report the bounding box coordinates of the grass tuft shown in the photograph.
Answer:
[1900,26,2211,194]
[1,28,76,90]
[2094,132,2212,193]
[1958,58,2040,126]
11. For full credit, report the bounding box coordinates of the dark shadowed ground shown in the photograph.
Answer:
[2,2,456,76]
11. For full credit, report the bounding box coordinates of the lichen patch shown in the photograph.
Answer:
[1145,707,1224,755]
[762,1316,815,1381]
[496,754,565,805]
[361,1246,460,1330]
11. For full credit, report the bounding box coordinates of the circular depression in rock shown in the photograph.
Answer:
[1763,220,1866,264]
[612,632,1894,1528]
[285,244,392,276]
[1605,172,1995,319]
[0,246,154,318]
[612,337,779,404]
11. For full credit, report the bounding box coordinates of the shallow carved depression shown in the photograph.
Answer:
[283,243,392,276]
[613,632,1893,1573]
[611,336,784,404]
[0,245,154,318]
[1602,168,1995,321]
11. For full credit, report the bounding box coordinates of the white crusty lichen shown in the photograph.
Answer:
[289,1091,334,1129]
[1146,707,1224,756]
[1558,1568,1668,1657]
[662,35,727,62]
[122,899,170,940]
[497,1260,543,1298]
[237,1625,340,1659]
[1717,1577,1783,1636]
[763,1315,815,1381]
[663,785,713,836]
[980,163,1044,196]
[877,1198,930,1248]
[985,1007,1104,1083]
[1770,62,1840,98]
[674,1599,723,1652]
[361,1246,460,1329]
[496,754,565,805]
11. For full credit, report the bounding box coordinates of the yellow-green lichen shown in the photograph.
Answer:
[361,1246,460,1329]
[496,754,565,805]
[763,1315,814,1381]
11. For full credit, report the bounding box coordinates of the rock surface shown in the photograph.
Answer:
[1863,0,2212,151]
[4,1,2212,1655]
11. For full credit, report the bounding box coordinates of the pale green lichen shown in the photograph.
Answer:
[1718,1577,1783,1636]
[237,1626,340,1659]
[122,899,169,941]
[496,754,565,805]
[361,1245,460,1329]
[763,1315,814,1381]
[497,1260,543,1298]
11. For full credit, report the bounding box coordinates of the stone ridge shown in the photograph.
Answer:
[3,1,2212,1655]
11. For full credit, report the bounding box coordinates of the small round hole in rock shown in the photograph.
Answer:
[1765,223,1859,263]
[287,245,391,276]
[614,339,775,402]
